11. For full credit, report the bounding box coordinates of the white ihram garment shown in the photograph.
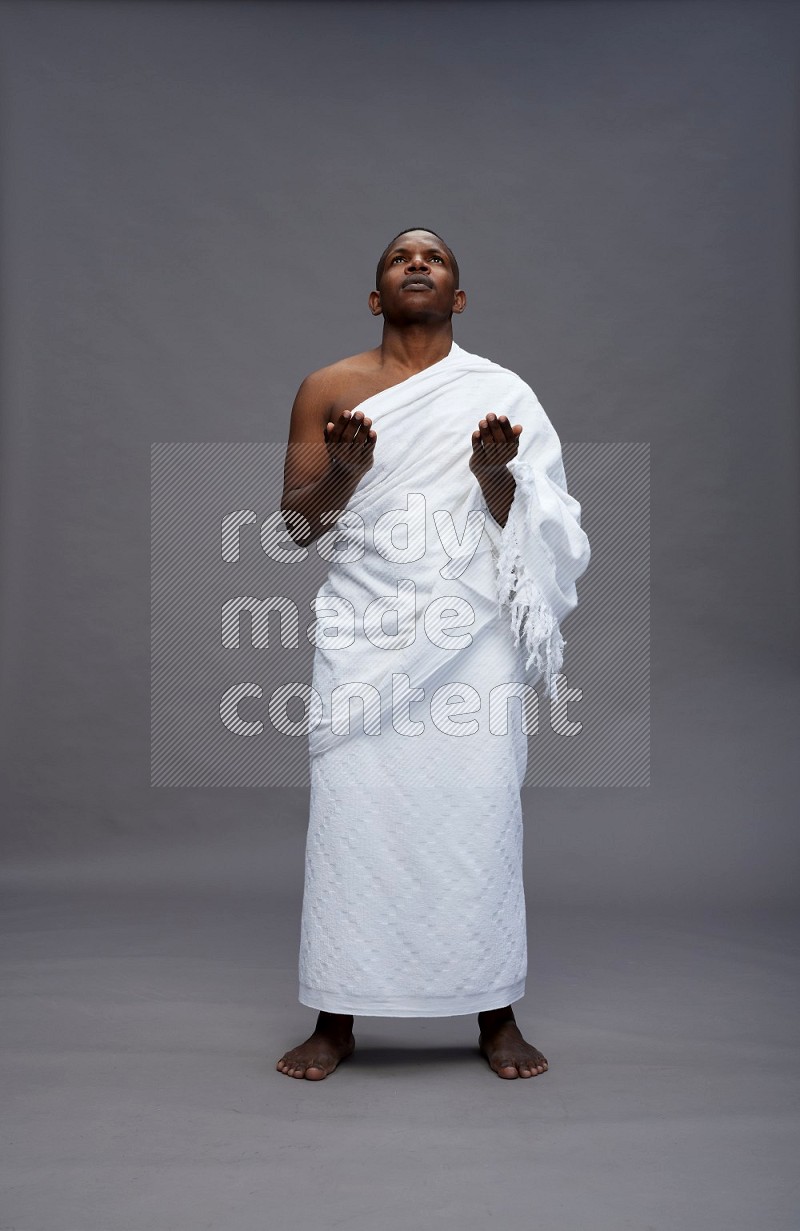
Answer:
[298,342,591,1016]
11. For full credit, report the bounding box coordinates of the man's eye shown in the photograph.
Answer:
[391,255,405,263]
[430,255,443,263]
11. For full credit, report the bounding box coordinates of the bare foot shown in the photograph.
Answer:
[276,1011,355,1080]
[477,1006,549,1079]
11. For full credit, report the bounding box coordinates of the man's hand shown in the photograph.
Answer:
[469,413,522,528]
[325,409,377,477]
[469,413,523,474]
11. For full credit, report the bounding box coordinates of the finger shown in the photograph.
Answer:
[480,423,497,462]
[345,410,365,442]
[480,426,496,461]
[330,410,352,443]
[481,425,499,465]
[498,415,515,442]
[486,413,505,445]
[358,416,373,444]
[353,414,373,449]
[353,411,372,443]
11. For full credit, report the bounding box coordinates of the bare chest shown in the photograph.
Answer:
[327,373,406,419]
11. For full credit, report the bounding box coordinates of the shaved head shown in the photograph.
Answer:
[375,228,460,290]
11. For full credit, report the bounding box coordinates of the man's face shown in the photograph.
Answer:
[370,230,465,323]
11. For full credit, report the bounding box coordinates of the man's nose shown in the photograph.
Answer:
[407,255,429,270]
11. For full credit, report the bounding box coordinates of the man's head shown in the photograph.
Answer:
[370,228,465,324]
[375,228,460,291]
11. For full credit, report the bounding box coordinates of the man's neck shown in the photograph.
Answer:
[378,322,454,373]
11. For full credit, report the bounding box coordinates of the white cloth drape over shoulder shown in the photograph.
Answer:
[298,342,590,1016]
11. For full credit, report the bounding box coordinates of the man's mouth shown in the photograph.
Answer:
[402,275,434,290]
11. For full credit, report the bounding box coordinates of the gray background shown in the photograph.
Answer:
[0,2,798,1229]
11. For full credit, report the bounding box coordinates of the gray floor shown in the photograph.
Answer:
[1,867,797,1230]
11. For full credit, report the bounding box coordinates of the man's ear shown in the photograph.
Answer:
[368,290,383,317]
[452,289,467,315]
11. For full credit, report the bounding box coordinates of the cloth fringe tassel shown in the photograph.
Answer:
[495,527,565,704]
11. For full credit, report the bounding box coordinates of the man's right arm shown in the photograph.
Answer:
[280,370,377,545]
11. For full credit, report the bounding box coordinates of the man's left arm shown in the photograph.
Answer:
[476,387,591,625]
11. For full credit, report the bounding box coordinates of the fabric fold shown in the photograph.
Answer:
[480,388,591,704]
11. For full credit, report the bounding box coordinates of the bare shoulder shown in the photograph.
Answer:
[286,347,381,447]
[297,348,381,404]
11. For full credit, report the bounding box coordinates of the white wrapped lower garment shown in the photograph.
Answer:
[298,342,591,1016]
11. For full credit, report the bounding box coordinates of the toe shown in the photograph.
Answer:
[305,1060,329,1080]
[304,1058,332,1078]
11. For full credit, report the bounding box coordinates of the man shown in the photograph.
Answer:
[276,228,590,1080]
